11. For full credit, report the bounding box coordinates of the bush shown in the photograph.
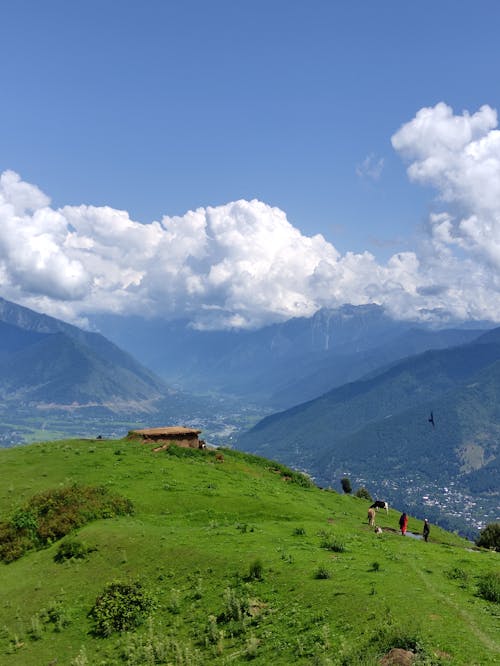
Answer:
[477,571,500,603]
[218,587,250,623]
[40,601,72,632]
[54,538,93,563]
[10,509,38,533]
[355,486,373,501]
[0,485,133,563]
[90,581,156,636]
[476,522,500,551]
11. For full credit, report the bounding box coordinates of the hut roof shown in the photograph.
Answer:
[129,426,201,437]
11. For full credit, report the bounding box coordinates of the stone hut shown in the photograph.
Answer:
[127,426,205,452]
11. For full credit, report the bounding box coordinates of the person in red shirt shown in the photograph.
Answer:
[399,512,408,535]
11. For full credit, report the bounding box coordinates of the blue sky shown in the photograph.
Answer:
[1,1,500,328]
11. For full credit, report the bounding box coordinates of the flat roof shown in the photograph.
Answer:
[130,426,202,436]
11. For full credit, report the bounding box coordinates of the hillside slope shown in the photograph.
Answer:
[0,297,169,407]
[0,438,498,665]
[237,335,500,535]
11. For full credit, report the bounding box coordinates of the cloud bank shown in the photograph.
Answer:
[1,102,500,329]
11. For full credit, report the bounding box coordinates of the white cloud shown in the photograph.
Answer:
[355,153,385,181]
[2,102,500,331]
[392,102,500,268]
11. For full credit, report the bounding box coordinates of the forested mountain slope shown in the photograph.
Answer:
[237,334,500,534]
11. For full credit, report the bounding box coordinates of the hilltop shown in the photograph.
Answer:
[0,437,498,665]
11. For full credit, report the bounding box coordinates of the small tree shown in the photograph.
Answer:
[340,477,352,494]
[476,522,500,551]
[355,486,373,501]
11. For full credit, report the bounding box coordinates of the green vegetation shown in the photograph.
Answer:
[476,522,500,551]
[0,484,133,562]
[0,437,498,664]
[340,477,352,494]
[90,581,157,637]
[477,571,500,603]
[354,486,372,501]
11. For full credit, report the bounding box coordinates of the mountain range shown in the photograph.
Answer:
[236,327,500,535]
[0,296,169,408]
[93,304,486,408]
[1,296,498,536]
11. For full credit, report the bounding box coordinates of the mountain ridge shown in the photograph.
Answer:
[93,304,489,408]
[237,332,500,535]
[0,297,169,408]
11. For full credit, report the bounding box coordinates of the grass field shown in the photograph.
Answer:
[0,438,498,665]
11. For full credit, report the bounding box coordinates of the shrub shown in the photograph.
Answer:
[477,571,500,603]
[218,587,250,623]
[54,538,93,563]
[10,509,38,533]
[476,522,500,551]
[355,486,373,501]
[90,581,156,637]
[40,601,72,632]
[0,485,133,563]
[293,526,306,536]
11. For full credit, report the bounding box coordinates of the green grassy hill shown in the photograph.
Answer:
[0,438,498,665]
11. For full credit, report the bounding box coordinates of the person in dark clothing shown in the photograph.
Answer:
[399,512,408,535]
[423,519,430,542]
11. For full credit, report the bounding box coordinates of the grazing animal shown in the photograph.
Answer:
[375,526,383,534]
[428,411,435,427]
[367,507,376,526]
[370,500,389,514]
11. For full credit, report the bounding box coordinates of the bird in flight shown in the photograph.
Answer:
[428,411,435,427]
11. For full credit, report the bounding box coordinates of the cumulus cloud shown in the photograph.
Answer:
[392,102,500,266]
[2,102,500,330]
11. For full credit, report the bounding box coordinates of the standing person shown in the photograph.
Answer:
[423,519,430,542]
[399,512,408,536]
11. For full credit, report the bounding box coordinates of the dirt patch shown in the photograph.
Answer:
[380,648,415,665]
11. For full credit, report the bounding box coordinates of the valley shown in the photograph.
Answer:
[0,297,498,542]
[0,396,269,450]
